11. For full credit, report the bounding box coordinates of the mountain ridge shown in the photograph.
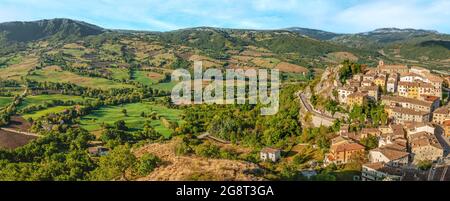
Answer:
[1,18,447,36]
[0,18,105,42]
[0,18,448,71]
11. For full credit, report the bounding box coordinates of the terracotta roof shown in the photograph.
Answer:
[333,142,365,152]
[393,107,429,116]
[342,132,361,142]
[338,86,356,92]
[405,122,435,130]
[381,95,433,108]
[411,138,442,149]
[363,162,403,176]
[409,131,442,149]
[443,120,450,126]
[360,85,379,92]
[379,64,408,69]
[410,66,429,71]
[390,124,406,136]
[331,136,349,144]
[348,92,368,98]
[365,71,377,76]
[398,81,433,88]
[371,145,409,161]
[424,73,444,83]
[400,72,422,77]
[388,73,399,79]
[434,107,450,115]
[361,128,381,135]
[421,95,440,102]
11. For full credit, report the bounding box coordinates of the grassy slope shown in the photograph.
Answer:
[0,97,13,108]
[133,70,176,91]
[0,57,38,81]
[133,70,160,85]
[18,94,93,110]
[22,106,72,120]
[109,68,129,80]
[27,67,134,89]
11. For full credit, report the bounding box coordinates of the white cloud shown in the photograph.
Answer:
[333,0,450,32]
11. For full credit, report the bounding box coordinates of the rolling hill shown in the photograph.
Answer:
[0,18,104,42]
[0,18,448,71]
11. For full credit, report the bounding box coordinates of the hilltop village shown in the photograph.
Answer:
[315,60,450,181]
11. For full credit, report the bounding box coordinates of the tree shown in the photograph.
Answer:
[194,142,220,158]
[360,135,378,150]
[90,145,136,181]
[338,60,362,84]
[417,160,432,171]
[135,153,161,176]
[121,109,127,116]
[114,120,128,131]
[313,173,336,181]
[174,140,192,156]
[325,99,339,115]
[136,121,160,140]
[279,163,299,181]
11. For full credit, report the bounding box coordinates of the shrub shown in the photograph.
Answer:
[136,153,161,176]
[194,143,220,158]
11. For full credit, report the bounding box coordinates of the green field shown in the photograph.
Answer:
[133,70,176,92]
[109,68,130,80]
[281,72,308,82]
[19,94,94,110]
[27,67,134,89]
[22,106,73,120]
[152,82,177,92]
[79,102,183,137]
[63,48,85,58]
[0,54,22,68]
[0,96,13,108]
[133,70,160,85]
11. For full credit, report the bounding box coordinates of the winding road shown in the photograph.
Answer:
[297,92,336,126]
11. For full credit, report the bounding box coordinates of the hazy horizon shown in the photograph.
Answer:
[1,0,449,34]
[1,17,447,35]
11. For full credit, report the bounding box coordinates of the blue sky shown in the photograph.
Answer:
[1,0,450,33]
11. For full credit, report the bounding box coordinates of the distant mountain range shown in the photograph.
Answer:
[0,18,449,71]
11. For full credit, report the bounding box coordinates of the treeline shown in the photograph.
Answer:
[0,80,22,96]
[0,80,21,87]
[0,94,24,126]
[19,99,93,118]
[26,80,168,100]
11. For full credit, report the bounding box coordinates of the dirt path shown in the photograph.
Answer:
[0,128,41,138]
